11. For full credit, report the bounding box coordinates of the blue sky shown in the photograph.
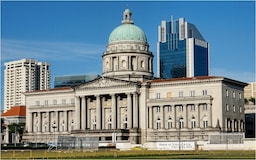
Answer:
[1,1,255,110]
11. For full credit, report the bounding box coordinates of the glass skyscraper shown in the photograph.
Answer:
[157,17,209,79]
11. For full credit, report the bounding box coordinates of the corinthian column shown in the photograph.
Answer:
[81,97,86,130]
[38,112,41,132]
[127,93,132,129]
[96,95,101,129]
[75,96,81,130]
[111,94,116,129]
[28,112,33,132]
[133,92,139,128]
[148,106,152,129]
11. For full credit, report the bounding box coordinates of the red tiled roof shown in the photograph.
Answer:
[26,86,72,93]
[148,76,220,83]
[1,106,26,117]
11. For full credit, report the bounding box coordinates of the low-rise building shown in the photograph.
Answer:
[1,106,26,144]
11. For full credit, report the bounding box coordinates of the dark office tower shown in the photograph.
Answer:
[157,17,209,79]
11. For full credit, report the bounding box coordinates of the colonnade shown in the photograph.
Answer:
[148,103,212,129]
[75,92,139,131]
[226,119,244,132]
[28,110,73,133]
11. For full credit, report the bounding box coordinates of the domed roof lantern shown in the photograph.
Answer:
[122,8,134,24]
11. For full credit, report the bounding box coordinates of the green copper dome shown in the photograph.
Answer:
[108,8,147,43]
[108,24,147,43]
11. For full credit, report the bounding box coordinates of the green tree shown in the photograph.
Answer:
[249,97,255,105]
[8,123,25,142]
[1,118,6,133]
[244,98,249,104]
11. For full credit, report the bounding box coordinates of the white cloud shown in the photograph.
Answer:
[211,68,255,83]
[1,39,105,62]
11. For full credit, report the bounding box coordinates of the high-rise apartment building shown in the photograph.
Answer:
[4,59,50,112]
[157,17,209,79]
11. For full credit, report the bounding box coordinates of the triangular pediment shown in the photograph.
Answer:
[75,76,139,89]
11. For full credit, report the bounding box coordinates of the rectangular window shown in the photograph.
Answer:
[168,122,172,129]
[233,91,236,99]
[226,104,229,112]
[203,120,208,128]
[53,100,57,105]
[179,91,183,98]
[45,100,48,106]
[167,92,172,98]
[62,99,66,105]
[190,91,195,97]
[36,101,40,106]
[71,99,75,104]
[226,90,228,97]
[239,106,242,113]
[239,93,242,99]
[156,93,160,99]
[233,105,236,112]
[156,122,161,129]
[191,121,196,128]
[202,90,207,96]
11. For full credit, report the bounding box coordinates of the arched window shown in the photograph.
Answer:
[156,118,161,129]
[71,120,74,131]
[106,61,109,70]
[108,116,112,129]
[203,117,208,128]
[234,119,238,132]
[191,117,196,128]
[44,121,47,132]
[62,121,65,132]
[92,116,96,130]
[35,121,38,132]
[168,117,172,129]
[141,61,145,68]
[123,115,128,129]
[179,117,184,129]
[240,120,244,131]
[121,60,126,68]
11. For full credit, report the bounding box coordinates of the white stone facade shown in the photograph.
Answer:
[24,76,247,144]
[4,59,50,112]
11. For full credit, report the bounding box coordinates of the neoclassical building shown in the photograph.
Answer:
[24,9,247,147]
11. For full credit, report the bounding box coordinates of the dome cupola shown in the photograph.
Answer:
[102,8,154,82]
[108,8,147,44]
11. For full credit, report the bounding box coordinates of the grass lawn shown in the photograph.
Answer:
[1,149,255,159]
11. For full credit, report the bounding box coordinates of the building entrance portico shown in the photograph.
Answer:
[72,76,141,144]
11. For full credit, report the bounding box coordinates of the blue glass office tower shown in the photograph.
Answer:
[157,17,209,79]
